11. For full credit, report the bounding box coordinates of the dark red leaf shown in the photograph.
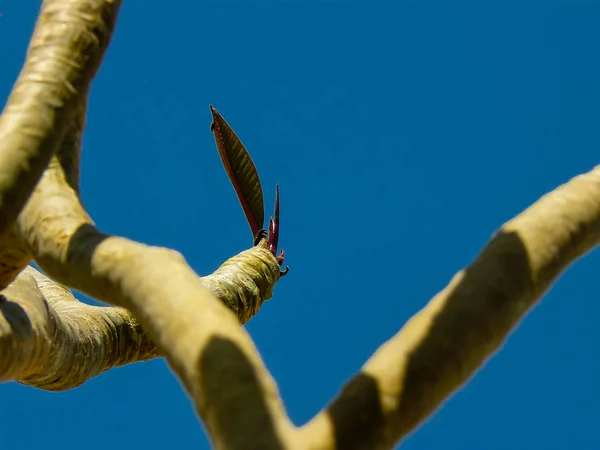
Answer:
[209,105,264,237]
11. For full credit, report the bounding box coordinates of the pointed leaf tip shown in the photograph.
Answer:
[209,106,264,237]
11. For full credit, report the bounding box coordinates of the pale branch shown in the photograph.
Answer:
[0,69,87,291]
[0,0,121,239]
[299,165,600,449]
[17,126,296,447]
[0,265,158,390]
[5,1,600,450]
[1,0,282,411]
[0,246,287,392]
[2,2,295,447]
[0,1,93,291]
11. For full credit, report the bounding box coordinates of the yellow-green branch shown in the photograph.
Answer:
[300,166,600,449]
[0,247,282,392]
[0,266,158,390]
[4,1,600,449]
[0,0,121,236]
[17,152,295,449]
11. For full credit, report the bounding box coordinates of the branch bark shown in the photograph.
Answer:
[18,149,295,448]
[0,265,158,390]
[0,0,120,239]
[4,2,296,448]
[3,1,600,450]
[299,166,600,449]
[0,248,276,392]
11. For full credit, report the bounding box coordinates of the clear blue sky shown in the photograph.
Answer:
[2,2,600,449]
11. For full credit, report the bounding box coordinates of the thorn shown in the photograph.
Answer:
[276,249,285,265]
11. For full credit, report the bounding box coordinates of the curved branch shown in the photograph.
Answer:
[0,0,121,236]
[9,2,599,450]
[0,266,158,390]
[300,166,600,449]
[0,244,275,392]
[17,127,295,447]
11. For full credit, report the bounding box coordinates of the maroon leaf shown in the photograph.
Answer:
[209,105,264,237]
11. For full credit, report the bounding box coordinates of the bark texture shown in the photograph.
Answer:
[1,1,599,449]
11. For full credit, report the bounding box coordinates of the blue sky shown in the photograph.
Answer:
[2,2,600,449]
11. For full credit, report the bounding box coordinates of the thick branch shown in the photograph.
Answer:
[0,242,285,392]
[0,0,120,236]
[300,166,600,449]
[0,266,158,390]
[17,145,295,447]
[10,2,599,449]
[2,3,282,420]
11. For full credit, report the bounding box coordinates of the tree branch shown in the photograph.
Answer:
[0,265,158,390]
[1,1,282,408]
[13,71,294,450]
[0,0,121,240]
[0,244,288,392]
[300,166,600,449]
[19,154,296,447]
[18,156,295,447]
[6,1,600,449]
[1,2,295,447]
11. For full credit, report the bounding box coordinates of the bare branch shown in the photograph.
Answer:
[8,2,599,449]
[0,0,121,237]
[0,266,158,390]
[1,4,282,409]
[0,242,288,392]
[16,105,296,448]
[300,166,600,449]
